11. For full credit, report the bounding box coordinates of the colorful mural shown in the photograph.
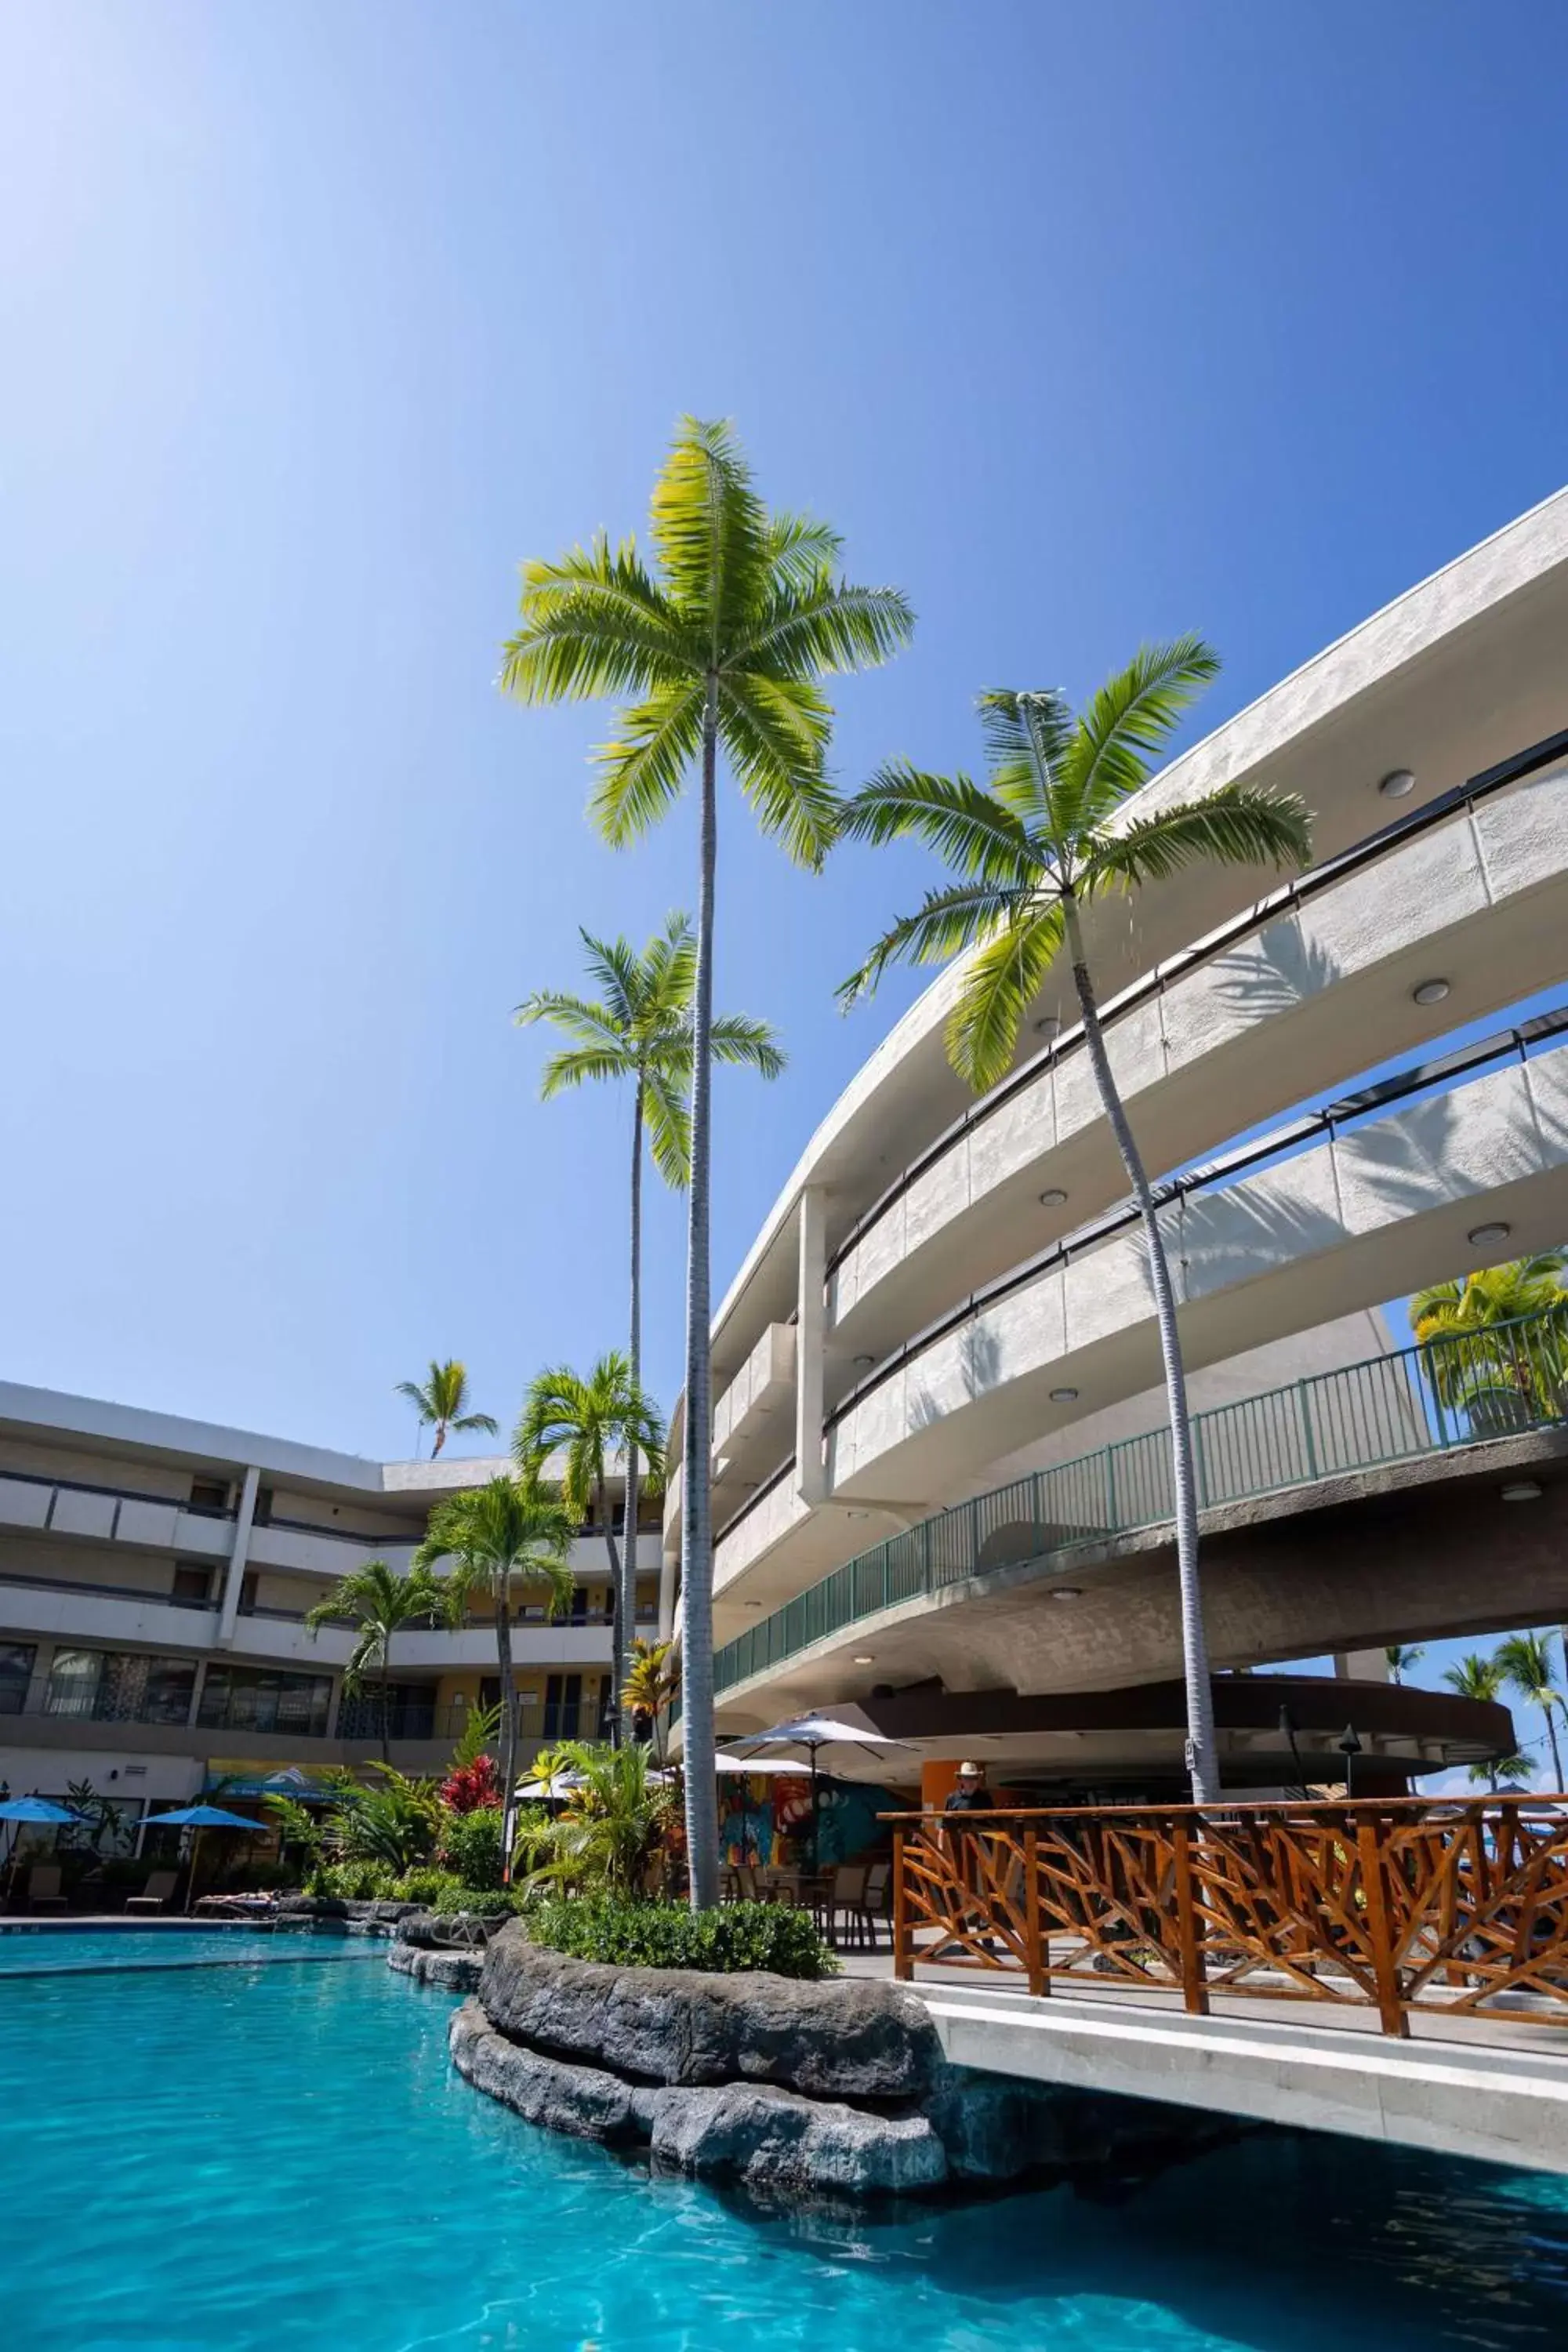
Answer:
[717,1773,900,1870]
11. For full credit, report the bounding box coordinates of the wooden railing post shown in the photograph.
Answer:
[1023,1827,1047,1998]
[1172,1817,1209,2016]
[892,1826,912,1981]
[1355,1811,1408,2037]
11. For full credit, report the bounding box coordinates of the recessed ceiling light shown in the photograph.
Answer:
[1501,1481,1542,1504]
[853,1654,876,1665]
[742,1599,763,1609]
[1049,1586,1083,1602]
[1412,979,1450,1006]
[1378,769,1416,800]
[853,1354,875,1369]
[1039,1188,1068,1208]
[1034,1015,1061,1038]
[1467,1221,1511,1248]
[1049,1386,1079,1403]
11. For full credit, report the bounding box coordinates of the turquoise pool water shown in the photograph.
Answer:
[0,1926,380,1975]
[2,1941,1566,2350]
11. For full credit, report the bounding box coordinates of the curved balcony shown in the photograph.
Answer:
[828,741,1568,1364]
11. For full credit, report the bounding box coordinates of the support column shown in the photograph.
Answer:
[795,1186,828,1508]
[216,1466,261,1646]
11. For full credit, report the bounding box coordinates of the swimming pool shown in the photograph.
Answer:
[2,1939,1566,2350]
[0,1924,383,1975]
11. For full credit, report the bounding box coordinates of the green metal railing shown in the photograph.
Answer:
[710,1306,1568,1699]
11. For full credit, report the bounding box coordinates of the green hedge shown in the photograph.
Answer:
[528,1896,838,1980]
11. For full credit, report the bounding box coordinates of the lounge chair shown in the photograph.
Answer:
[125,1869,179,1915]
[26,1865,67,1915]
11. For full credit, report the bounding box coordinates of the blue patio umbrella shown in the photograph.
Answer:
[0,1796,82,1896]
[143,1805,262,1913]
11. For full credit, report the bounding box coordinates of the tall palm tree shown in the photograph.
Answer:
[1411,1254,1568,1433]
[394,1359,499,1458]
[516,916,784,1664]
[501,417,913,1907]
[1384,1643,1425,1686]
[516,1355,669,1735]
[1494,1631,1566,1788]
[412,1475,576,1871]
[303,1559,441,1765]
[837,656,1310,1804]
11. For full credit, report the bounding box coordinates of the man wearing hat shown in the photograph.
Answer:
[941,1761,997,1955]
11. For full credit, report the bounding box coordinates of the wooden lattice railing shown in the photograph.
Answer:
[887,1799,1568,2035]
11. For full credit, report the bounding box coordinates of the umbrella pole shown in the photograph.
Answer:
[185,1825,201,1915]
[809,1747,820,1879]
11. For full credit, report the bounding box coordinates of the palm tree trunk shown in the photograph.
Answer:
[622,1077,644,1738]
[495,1584,520,1881]
[379,1652,391,1767]
[681,680,721,1911]
[1062,894,1219,1806]
[597,1472,622,1744]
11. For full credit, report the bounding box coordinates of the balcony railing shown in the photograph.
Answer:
[889,1795,1568,2036]
[710,1306,1568,1699]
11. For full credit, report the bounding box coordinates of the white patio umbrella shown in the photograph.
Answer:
[728,1713,908,1875]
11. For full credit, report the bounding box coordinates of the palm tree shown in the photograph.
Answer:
[394,1359,499,1458]
[1494,1631,1566,1788]
[1443,1652,1516,1792]
[1411,1254,1568,1433]
[836,655,1310,1803]
[1384,1643,1425,1686]
[412,1475,576,1871]
[622,1635,678,1766]
[516,916,783,1664]
[501,417,913,1907]
[516,1355,668,1735]
[303,1559,441,1765]
[524,1737,673,1900]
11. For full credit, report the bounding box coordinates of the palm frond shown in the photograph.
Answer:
[589,679,706,847]
[717,675,840,869]
[946,902,1066,1092]
[1082,782,1311,895]
[643,1067,692,1189]
[763,510,844,588]
[1056,635,1221,832]
[648,416,770,637]
[836,880,1029,1008]
[533,1045,637,1096]
[500,534,690,703]
[710,1012,786,1079]
[837,759,1039,884]
[975,689,1075,830]
[735,576,916,679]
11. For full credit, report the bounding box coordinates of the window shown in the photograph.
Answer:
[543,1673,583,1739]
[187,1478,229,1516]
[569,1586,588,1625]
[337,1684,436,1742]
[43,1650,195,1726]
[197,1667,332,1737]
[252,1486,274,1527]
[0,1642,35,1715]
[171,1566,212,1606]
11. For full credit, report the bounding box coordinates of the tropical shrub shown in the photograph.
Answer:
[523,1741,677,1899]
[435,1805,506,1889]
[306,1859,401,1900]
[441,1756,501,1815]
[528,1896,838,1979]
[325,1766,440,1874]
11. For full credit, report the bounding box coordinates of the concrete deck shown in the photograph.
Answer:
[839,1950,1568,2175]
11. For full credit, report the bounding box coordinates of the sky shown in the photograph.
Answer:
[2,5,1566,1762]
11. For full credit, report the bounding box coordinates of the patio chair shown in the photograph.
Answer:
[125,1870,180,1915]
[826,1864,869,1947]
[26,1865,67,1915]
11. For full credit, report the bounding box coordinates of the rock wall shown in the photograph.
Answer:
[444,1923,1235,2201]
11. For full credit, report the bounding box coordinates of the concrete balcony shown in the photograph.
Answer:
[712,1323,796,1473]
[828,753,1568,1364]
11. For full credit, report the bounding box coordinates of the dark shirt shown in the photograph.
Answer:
[943,1786,990,1812]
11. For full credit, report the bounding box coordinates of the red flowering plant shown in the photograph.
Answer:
[440,1755,501,1815]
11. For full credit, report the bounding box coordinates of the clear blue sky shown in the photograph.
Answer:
[3,0,1566,1477]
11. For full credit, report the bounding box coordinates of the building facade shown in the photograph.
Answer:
[0,1380,659,1838]
[665,488,1568,1795]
